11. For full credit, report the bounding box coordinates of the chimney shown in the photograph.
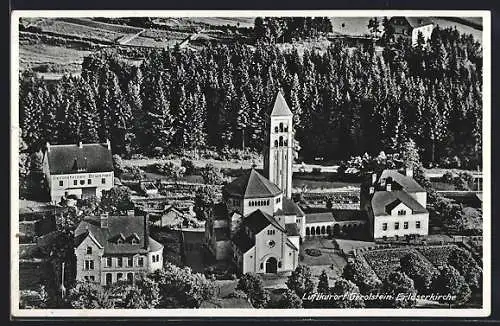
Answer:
[386,182,392,192]
[106,139,111,150]
[369,186,375,195]
[100,213,108,228]
[78,141,83,148]
[371,173,377,185]
[46,142,51,153]
[405,167,414,178]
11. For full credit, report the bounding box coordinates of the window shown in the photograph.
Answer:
[84,260,94,270]
[117,273,123,281]
[398,210,407,216]
[84,276,89,281]
[59,181,64,187]
[89,275,95,282]
[268,240,276,248]
[152,255,156,263]
[267,229,275,235]
[289,252,292,256]
[80,179,85,185]
[279,136,283,146]
[138,257,144,267]
[117,257,123,267]
[296,219,301,224]
[279,123,284,132]
[284,140,288,146]
[106,257,112,267]
[86,247,92,254]
[274,140,278,147]
[74,180,78,186]
[131,238,138,245]
[88,179,92,185]
[105,273,112,285]
[394,222,400,230]
[382,223,388,231]
[278,261,282,268]
[127,273,134,282]
[101,178,106,184]
[260,263,264,270]
[127,257,133,267]
[274,126,279,133]
[404,222,409,229]
[416,221,421,229]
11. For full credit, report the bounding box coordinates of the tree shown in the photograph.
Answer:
[112,154,124,178]
[115,274,160,308]
[156,162,186,183]
[151,263,216,308]
[399,252,436,294]
[368,18,380,38]
[330,278,365,308]
[447,247,482,292]
[317,270,330,293]
[194,186,217,220]
[286,265,315,298]
[268,289,302,308]
[342,259,382,295]
[431,264,472,306]
[400,138,421,172]
[100,186,134,215]
[66,282,117,309]
[236,273,269,308]
[381,271,417,308]
[200,164,224,185]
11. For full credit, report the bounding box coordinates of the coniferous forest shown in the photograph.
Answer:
[19,20,483,169]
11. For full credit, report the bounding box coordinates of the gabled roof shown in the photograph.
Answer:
[270,91,293,117]
[46,142,113,175]
[276,197,305,217]
[244,209,285,234]
[379,170,425,193]
[74,215,162,255]
[371,191,427,217]
[405,17,434,28]
[286,238,298,251]
[224,169,281,199]
[385,199,403,214]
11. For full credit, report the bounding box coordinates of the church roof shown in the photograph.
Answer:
[276,197,305,217]
[224,169,281,199]
[45,142,113,175]
[270,91,293,117]
[244,209,285,234]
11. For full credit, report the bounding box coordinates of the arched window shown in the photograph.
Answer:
[279,136,283,147]
[284,139,288,146]
[278,261,282,268]
[311,227,316,235]
[279,123,284,132]
[306,227,310,236]
[274,140,278,147]
[284,124,288,132]
[274,126,279,133]
[316,226,321,235]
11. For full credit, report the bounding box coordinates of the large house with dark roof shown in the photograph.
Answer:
[361,169,429,239]
[74,214,163,285]
[388,16,434,46]
[42,140,114,203]
[205,92,303,274]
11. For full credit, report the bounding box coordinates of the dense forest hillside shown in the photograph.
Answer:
[19,20,482,169]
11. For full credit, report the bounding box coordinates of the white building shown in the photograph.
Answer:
[74,214,163,285]
[388,17,434,46]
[42,140,114,203]
[361,169,429,240]
[205,91,304,274]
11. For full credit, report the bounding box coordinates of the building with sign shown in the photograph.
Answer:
[42,140,114,203]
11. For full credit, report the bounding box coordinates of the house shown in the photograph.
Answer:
[205,92,304,275]
[151,205,186,228]
[361,169,429,240]
[387,17,434,46]
[42,140,114,203]
[74,214,163,285]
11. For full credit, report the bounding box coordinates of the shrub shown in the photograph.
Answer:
[305,248,322,257]
[181,159,196,175]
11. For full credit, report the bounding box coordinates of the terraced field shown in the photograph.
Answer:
[34,19,124,42]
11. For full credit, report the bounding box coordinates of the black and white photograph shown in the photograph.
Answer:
[10,10,491,317]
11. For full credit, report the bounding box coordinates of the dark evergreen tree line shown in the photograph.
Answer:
[19,26,482,168]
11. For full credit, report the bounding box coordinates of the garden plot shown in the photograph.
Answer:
[417,245,459,268]
[35,19,124,43]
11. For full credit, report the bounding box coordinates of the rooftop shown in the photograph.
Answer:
[224,169,281,199]
[45,142,113,175]
[285,223,300,236]
[306,212,335,224]
[270,91,293,117]
[276,197,305,217]
[244,209,285,234]
[74,215,162,255]
[379,169,425,193]
[371,191,428,217]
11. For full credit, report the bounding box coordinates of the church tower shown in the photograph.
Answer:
[263,91,294,199]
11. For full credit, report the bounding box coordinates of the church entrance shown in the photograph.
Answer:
[265,257,278,273]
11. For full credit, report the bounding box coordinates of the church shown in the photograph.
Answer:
[205,91,305,274]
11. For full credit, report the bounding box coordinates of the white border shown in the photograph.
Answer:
[11,9,491,318]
